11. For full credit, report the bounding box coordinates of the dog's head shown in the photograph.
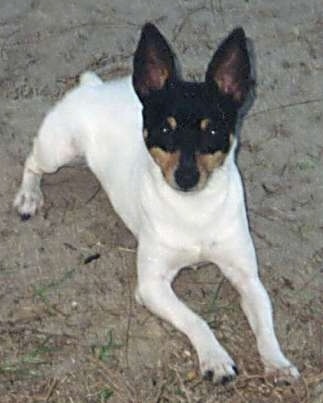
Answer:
[133,23,252,192]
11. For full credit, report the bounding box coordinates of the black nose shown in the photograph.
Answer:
[174,168,200,191]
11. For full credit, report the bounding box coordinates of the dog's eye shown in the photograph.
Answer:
[209,129,217,136]
[162,127,171,134]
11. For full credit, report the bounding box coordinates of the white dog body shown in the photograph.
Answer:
[14,73,299,382]
[25,74,245,259]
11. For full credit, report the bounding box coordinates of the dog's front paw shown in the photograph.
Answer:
[14,188,44,219]
[265,362,300,384]
[200,350,238,384]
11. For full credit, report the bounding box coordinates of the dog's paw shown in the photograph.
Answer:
[265,363,300,384]
[14,188,44,219]
[200,351,238,384]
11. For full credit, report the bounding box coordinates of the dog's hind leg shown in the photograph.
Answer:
[14,107,82,219]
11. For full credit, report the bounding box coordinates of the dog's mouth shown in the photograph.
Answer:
[172,167,211,193]
[159,163,213,193]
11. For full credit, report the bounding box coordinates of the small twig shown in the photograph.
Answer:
[153,379,167,403]
[173,366,192,403]
[63,242,78,251]
[85,184,101,204]
[84,253,101,265]
[250,227,275,247]
[117,247,136,254]
[301,376,310,403]
[42,303,69,318]
[232,381,249,403]
[45,378,59,402]
[305,372,323,385]
[213,277,226,304]
[88,356,135,402]
[290,384,303,403]
[0,322,75,338]
[247,98,323,119]
[172,6,206,42]
[122,256,134,369]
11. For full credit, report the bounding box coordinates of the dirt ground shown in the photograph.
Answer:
[0,0,322,402]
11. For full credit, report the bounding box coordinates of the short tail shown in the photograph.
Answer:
[79,71,103,86]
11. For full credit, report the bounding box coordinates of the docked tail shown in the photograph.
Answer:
[79,71,103,86]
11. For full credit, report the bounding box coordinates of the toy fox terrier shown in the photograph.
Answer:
[14,23,299,383]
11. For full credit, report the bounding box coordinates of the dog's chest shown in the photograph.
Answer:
[139,160,244,264]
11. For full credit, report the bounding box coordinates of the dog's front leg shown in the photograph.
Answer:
[210,224,299,382]
[14,105,83,219]
[135,241,238,383]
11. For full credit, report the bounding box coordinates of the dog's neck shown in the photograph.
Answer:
[139,138,239,234]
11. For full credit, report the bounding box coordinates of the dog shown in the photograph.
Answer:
[14,23,299,383]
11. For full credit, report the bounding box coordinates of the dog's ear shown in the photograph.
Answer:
[206,27,252,105]
[133,23,179,102]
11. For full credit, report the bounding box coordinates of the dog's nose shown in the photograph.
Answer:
[174,168,200,191]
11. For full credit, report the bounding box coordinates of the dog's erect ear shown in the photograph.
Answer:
[133,23,178,102]
[206,27,251,105]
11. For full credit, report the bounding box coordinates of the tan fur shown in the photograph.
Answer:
[200,118,210,131]
[166,116,177,130]
[149,147,179,184]
[197,151,226,174]
[145,48,171,90]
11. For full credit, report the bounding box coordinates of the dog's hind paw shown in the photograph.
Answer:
[13,188,44,219]
[265,363,300,384]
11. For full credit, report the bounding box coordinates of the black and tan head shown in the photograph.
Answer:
[133,23,252,192]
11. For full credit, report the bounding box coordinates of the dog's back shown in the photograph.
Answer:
[37,74,145,230]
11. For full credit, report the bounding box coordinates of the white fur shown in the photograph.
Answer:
[14,73,299,382]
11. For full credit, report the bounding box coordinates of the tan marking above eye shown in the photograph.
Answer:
[200,118,210,131]
[166,116,177,130]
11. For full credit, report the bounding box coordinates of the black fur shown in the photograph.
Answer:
[143,81,235,154]
[133,23,252,191]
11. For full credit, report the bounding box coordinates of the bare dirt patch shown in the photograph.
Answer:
[0,1,322,402]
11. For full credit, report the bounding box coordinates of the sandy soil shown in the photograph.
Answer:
[0,0,322,402]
